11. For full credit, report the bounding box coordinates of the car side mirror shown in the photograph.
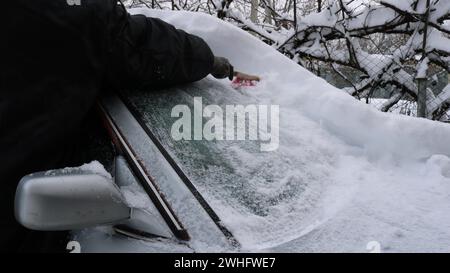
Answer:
[14,169,131,231]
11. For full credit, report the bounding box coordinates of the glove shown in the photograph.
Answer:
[211,56,234,80]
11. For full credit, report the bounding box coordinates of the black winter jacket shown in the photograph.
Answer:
[1,0,214,250]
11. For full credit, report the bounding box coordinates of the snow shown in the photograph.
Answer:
[382,0,416,13]
[366,98,417,116]
[430,0,450,24]
[78,161,112,179]
[416,57,429,79]
[79,9,450,252]
[227,8,283,44]
[301,8,338,28]
[45,160,112,179]
[426,29,450,54]
[348,4,400,30]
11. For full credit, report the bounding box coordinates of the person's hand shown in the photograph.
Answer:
[211,56,234,80]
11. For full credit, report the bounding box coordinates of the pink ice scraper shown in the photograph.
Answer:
[231,71,260,88]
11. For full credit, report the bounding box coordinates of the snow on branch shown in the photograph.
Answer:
[272,0,449,119]
[128,0,449,121]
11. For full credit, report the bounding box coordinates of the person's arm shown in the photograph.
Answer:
[106,3,232,90]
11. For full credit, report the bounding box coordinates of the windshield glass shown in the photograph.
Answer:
[122,77,338,249]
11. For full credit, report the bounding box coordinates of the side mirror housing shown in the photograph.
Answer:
[15,169,131,231]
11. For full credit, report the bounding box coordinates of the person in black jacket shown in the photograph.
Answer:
[0,0,233,252]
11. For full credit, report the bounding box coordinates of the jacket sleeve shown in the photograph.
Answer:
[106,4,215,90]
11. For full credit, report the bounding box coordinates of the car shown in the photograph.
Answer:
[14,9,450,253]
[15,86,241,253]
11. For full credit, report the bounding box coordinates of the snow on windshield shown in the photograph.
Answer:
[123,9,450,252]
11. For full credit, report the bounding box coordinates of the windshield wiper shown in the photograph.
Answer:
[119,92,240,248]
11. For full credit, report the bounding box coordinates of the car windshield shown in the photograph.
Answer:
[122,77,335,249]
[118,8,450,254]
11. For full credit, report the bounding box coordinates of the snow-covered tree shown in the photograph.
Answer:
[277,0,450,120]
[125,0,450,121]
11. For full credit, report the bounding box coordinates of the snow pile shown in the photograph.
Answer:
[78,161,112,179]
[45,161,112,179]
[118,9,450,252]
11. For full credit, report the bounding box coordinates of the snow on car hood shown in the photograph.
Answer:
[81,9,450,252]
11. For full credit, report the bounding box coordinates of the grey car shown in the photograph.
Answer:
[15,79,263,252]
